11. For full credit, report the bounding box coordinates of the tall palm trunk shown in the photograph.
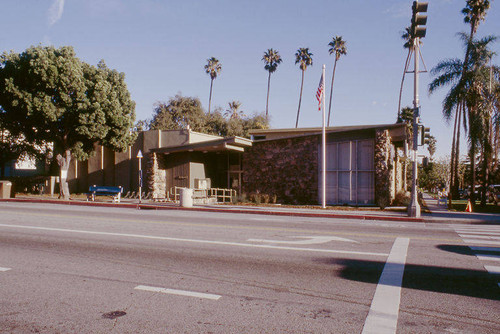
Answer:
[481,115,493,206]
[265,71,271,118]
[208,78,214,114]
[397,49,413,121]
[296,70,305,128]
[327,58,338,126]
[470,141,477,209]
[454,105,462,197]
[449,108,459,207]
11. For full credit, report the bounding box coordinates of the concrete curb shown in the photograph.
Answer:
[0,198,428,223]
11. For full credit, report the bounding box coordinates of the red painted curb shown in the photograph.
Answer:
[0,198,427,222]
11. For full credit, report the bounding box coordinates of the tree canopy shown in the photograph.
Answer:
[0,45,136,162]
[145,94,269,138]
[149,94,206,132]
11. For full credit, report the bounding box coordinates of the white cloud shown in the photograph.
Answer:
[48,0,65,26]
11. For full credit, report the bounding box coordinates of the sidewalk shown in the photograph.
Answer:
[2,194,499,224]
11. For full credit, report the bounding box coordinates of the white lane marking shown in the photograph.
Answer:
[249,217,287,222]
[459,235,500,240]
[450,225,500,229]
[476,255,500,262]
[470,246,500,252]
[135,285,221,300]
[0,267,11,272]
[362,237,409,334]
[463,239,500,246]
[247,235,358,245]
[0,223,388,257]
[484,265,500,275]
[456,231,500,236]
[453,227,500,230]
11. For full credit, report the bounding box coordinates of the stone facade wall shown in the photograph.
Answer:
[374,130,392,208]
[242,136,319,205]
[147,152,166,199]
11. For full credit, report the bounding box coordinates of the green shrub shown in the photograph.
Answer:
[392,191,411,207]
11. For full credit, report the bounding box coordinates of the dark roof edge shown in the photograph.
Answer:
[250,124,406,143]
[249,123,404,135]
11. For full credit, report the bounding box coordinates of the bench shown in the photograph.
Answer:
[438,197,447,205]
[87,185,123,203]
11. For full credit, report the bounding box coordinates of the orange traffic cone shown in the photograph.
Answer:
[465,200,472,212]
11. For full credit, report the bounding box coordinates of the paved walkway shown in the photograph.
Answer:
[2,193,499,224]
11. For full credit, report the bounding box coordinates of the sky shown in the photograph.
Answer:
[1,0,499,159]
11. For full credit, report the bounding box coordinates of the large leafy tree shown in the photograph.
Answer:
[204,57,222,114]
[0,124,49,177]
[295,48,313,128]
[149,94,207,132]
[327,36,346,126]
[0,45,136,199]
[262,48,282,119]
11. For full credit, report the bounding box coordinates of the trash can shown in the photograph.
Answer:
[179,188,193,208]
[0,181,12,199]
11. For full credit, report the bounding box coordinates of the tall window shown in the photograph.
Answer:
[320,139,374,205]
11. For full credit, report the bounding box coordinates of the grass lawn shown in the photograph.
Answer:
[449,199,500,214]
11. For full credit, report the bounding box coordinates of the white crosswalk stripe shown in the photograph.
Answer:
[450,224,500,287]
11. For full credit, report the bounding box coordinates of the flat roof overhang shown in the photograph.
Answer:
[250,123,407,143]
[151,136,252,154]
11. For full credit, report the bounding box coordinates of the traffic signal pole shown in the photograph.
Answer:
[408,35,421,217]
[408,1,427,218]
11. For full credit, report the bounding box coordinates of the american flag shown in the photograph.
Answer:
[316,73,324,111]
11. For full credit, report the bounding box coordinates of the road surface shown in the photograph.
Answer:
[0,202,499,333]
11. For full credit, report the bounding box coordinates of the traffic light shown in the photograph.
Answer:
[420,126,431,146]
[411,1,428,39]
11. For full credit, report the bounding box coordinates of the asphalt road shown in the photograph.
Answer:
[0,202,499,333]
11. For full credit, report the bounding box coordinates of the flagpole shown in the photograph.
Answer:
[322,64,326,209]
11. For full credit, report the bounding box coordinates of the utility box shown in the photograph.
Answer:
[0,181,12,199]
[194,178,211,190]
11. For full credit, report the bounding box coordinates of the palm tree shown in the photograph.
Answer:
[327,36,346,126]
[429,34,496,207]
[204,57,222,114]
[225,100,245,119]
[295,48,313,128]
[262,49,282,119]
[461,0,491,208]
[429,0,492,209]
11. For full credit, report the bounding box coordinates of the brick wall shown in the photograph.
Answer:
[242,136,319,205]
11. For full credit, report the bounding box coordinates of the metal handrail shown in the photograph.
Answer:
[169,186,236,203]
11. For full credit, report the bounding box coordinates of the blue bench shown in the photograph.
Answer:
[87,185,123,203]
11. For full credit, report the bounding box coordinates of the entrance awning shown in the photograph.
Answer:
[151,136,252,154]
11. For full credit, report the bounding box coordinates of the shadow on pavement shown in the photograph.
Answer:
[426,211,500,224]
[318,257,500,301]
[438,244,500,256]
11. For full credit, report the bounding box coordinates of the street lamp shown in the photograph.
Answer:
[137,150,143,203]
